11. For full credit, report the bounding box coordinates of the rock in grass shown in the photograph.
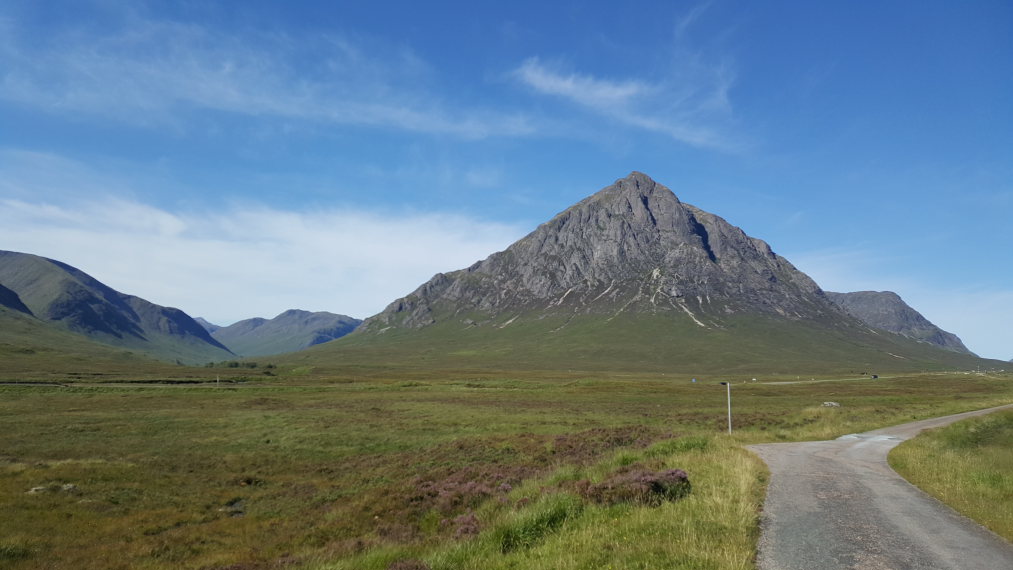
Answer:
[218,498,246,517]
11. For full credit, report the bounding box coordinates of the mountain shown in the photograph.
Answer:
[0,304,180,380]
[313,172,995,373]
[825,291,972,354]
[211,310,361,357]
[360,171,831,332]
[194,317,221,334]
[0,250,234,364]
[0,283,32,315]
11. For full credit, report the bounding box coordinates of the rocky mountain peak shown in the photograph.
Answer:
[360,172,835,333]
[825,291,972,354]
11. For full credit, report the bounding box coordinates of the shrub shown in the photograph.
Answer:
[575,465,690,506]
[0,541,32,561]
[451,512,481,538]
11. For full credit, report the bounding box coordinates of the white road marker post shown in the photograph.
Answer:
[719,381,732,434]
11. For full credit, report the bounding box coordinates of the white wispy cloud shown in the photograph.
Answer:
[512,57,736,150]
[0,195,528,325]
[514,59,651,108]
[514,57,737,150]
[508,2,740,150]
[0,149,527,324]
[0,12,533,138]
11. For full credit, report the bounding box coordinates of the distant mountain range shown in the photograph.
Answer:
[1,173,1002,374]
[326,172,994,373]
[0,250,233,365]
[194,317,221,334]
[198,310,361,357]
[825,291,971,354]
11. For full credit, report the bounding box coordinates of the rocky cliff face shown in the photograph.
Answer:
[825,291,972,354]
[361,172,841,333]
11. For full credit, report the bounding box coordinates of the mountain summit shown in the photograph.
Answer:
[362,172,833,333]
[333,172,991,373]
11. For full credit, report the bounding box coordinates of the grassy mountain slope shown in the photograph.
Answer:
[286,310,999,375]
[0,283,32,314]
[211,310,361,357]
[0,251,233,365]
[297,173,999,375]
[0,307,188,381]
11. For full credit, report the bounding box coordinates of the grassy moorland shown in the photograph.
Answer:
[301,312,1003,375]
[889,407,1013,542]
[0,309,217,383]
[1,369,1011,569]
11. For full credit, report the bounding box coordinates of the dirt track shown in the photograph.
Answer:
[749,405,1013,570]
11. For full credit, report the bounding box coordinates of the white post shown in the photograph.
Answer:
[720,382,732,434]
[726,382,732,434]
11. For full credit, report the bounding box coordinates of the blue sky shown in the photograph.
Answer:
[1,1,1010,359]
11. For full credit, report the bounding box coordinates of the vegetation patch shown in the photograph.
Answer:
[889,408,1013,541]
[493,493,584,553]
[574,464,691,506]
[386,559,431,570]
[0,540,33,561]
[0,372,1010,569]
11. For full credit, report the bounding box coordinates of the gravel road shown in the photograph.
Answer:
[749,404,1013,570]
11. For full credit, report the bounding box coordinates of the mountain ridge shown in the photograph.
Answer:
[360,171,837,334]
[321,172,993,373]
[0,250,233,364]
[211,309,361,357]
[0,283,32,315]
[825,291,972,354]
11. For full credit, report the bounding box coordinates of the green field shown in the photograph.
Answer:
[890,407,1013,542]
[2,369,1011,569]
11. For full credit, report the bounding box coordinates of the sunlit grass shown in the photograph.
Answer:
[1,372,1010,568]
[889,408,1013,541]
[320,437,764,570]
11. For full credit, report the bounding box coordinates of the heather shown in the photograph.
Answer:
[1,371,1010,569]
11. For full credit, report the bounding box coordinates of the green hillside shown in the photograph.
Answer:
[283,310,1000,376]
[0,308,189,381]
[0,251,233,365]
[211,310,361,357]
